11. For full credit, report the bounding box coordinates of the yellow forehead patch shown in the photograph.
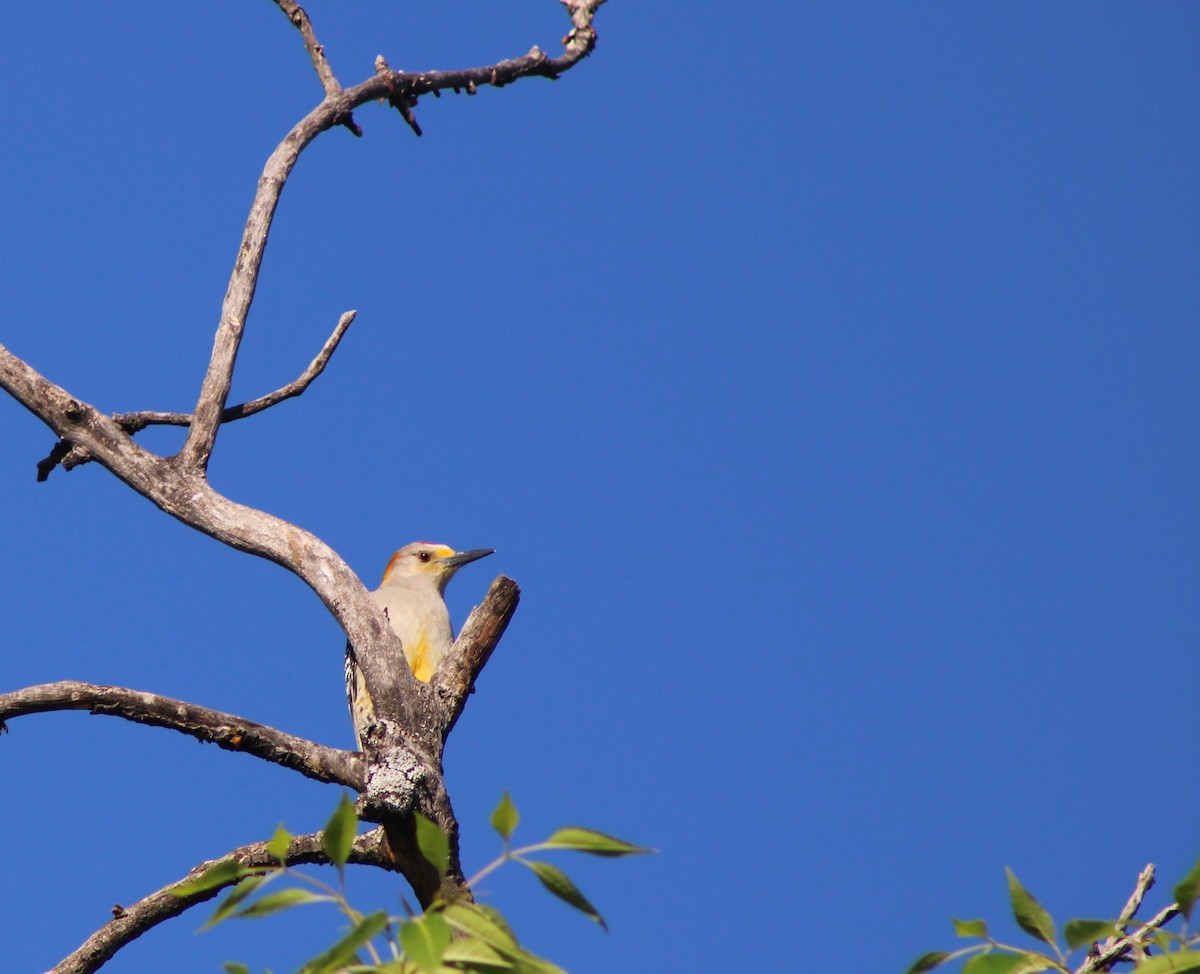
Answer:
[381,544,458,582]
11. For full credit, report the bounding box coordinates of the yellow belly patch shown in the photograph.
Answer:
[408,633,434,682]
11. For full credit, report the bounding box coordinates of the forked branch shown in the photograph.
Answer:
[178,0,605,474]
[1076,864,1181,973]
[113,310,357,434]
[34,309,357,478]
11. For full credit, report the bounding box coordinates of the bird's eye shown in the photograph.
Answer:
[417,551,432,563]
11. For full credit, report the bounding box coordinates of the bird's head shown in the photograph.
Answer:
[380,541,494,592]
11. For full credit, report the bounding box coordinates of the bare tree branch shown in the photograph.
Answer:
[0,681,363,788]
[560,0,607,61]
[1076,864,1181,974]
[1076,906,1181,973]
[435,575,522,739]
[52,827,396,974]
[1116,863,1157,928]
[271,0,342,97]
[33,308,357,478]
[111,309,357,434]
[1,340,171,484]
[178,116,328,473]
[177,0,604,474]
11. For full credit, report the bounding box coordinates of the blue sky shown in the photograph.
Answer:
[1,3,1197,972]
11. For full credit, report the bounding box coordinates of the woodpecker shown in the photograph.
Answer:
[345,542,493,749]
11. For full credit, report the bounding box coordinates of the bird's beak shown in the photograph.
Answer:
[442,548,494,570]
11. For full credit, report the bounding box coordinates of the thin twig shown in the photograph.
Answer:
[271,0,341,97]
[35,309,356,477]
[35,438,72,481]
[0,681,363,788]
[1117,864,1157,927]
[113,309,356,432]
[50,827,395,974]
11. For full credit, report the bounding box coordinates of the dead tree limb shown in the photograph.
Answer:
[110,309,357,434]
[0,681,363,788]
[436,576,523,739]
[177,0,605,476]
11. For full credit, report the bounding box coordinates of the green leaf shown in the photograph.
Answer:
[322,793,359,870]
[1133,951,1200,974]
[441,936,514,969]
[266,824,294,865]
[299,910,390,974]
[443,903,518,951]
[1063,918,1117,951]
[903,952,951,974]
[236,888,330,919]
[1174,858,1200,923]
[490,791,519,842]
[962,952,1053,974]
[473,904,519,945]
[223,964,251,974]
[202,875,266,930]
[415,813,450,877]
[1006,868,1056,948]
[521,860,606,930]
[542,827,651,857]
[955,918,989,939]
[172,858,253,897]
[442,904,565,974]
[399,912,452,973]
